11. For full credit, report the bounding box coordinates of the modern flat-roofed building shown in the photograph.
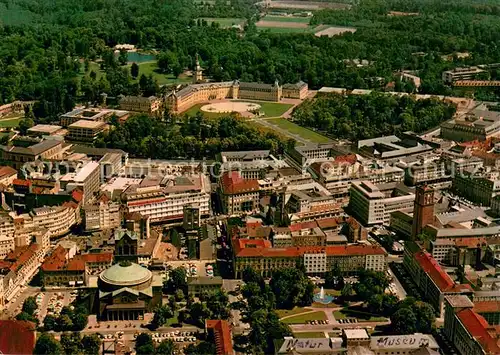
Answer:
[349,181,415,226]
[442,66,485,84]
[84,197,121,231]
[441,109,500,142]
[405,160,449,186]
[122,175,210,223]
[60,107,128,127]
[61,161,100,204]
[27,124,64,137]
[187,276,223,297]
[357,135,432,160]
[67,120,107,142]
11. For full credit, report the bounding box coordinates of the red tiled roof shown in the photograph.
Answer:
[82,253,113,263]
[41,245,68,272]
[127,197,167,207]
[5,244,38,272]
[334,154,357,165]
[289,220,318,232]
[455,237,488,248]
[317,217,343,230]
[0,166,17,179]
[13,179,30,187]
[456,308,500,354]
[414,251,454,292]
[71,189,84,203]
[206,320,234,355]
[220,171,259,195]
[63,201,79,209]
[0,320,36,355]
[474,301,500,314]
[66,256,86,271]
[234,242,386,258]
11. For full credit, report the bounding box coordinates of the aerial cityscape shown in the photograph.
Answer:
[1,0,500,354]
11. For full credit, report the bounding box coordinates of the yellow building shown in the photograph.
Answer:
[166,80,307,113]
[67,120,107,142]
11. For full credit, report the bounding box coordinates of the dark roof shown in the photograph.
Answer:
[71,145,126,157]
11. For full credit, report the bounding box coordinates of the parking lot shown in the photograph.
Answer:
[37,290,77,323]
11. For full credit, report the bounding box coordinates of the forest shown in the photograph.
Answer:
[96,114,293,159]
[292,93,457,140]
[2,0,500,121]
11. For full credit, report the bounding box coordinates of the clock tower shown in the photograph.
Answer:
[412,185,435,240]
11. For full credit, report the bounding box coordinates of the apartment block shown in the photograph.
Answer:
[349,181,415,226]
[219,172,259,215]
[61,161,101,204]
[84,198,121,231]
[122,175,210,223]
[442,67,485,84]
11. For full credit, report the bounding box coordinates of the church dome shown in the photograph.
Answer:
[99,261,152,287]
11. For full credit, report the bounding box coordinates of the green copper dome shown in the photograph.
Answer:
[100,262,152,286]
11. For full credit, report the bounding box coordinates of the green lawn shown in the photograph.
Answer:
[262,16,311,23]
[79,60,191,86]
[293,332,326,338]
[198,17,246,28]
[267,118,331,143]
[276,307,310,318]
[281,311,327,324]
[234,100,293,118]
[0,118,21,128]
[333,308,388,323]
[257,26,314,34]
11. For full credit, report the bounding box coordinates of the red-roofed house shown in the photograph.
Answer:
[41,246,88,286]
[474,301,500,325]
[232,238,386,278]
[205,320,234,355]
[219,172,259,215]
[444,296,500,355]
[404,246,473,316]
[0,320,36,354]
[0,166,17,186]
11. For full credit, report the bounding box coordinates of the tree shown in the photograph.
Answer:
[57,314,73,330]
[81,334,101,355]
[155,339,176,355]
[341,283,353,298]
[166,267,187,293]
[152,305,174,329]
[391,307,418,335]
[324,264,343,289]
[131,62,139,79]
[354,270,390,301]
[60,332,82,355]
[242,266,265,288]
[118,49,128,66]
[34,333,63,355]
[43,314,58,331]
[18,118,34,135]
[174,289,184,301]
[72,312,88,331]
[184,341,216,355]
[135,333,154,355]
[270,268,314,309]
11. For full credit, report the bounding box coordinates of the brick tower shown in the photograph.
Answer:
[412,185,435,240]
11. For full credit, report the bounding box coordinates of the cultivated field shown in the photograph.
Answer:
[264,0,351,10]
[314,26,357,37]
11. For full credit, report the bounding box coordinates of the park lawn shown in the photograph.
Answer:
[281,311,327,324]
[0,118,21,128]
[127,61,192,86]
[198,17,246,27]
[267,118,331,143]
[262,16,311,23]
[333,310,346,319]
[257,26,314,34]
[276,307,310,318]
[293,332,326,338]
[184,104,227,119]
[165,312,179,326]
[233,100,293,118]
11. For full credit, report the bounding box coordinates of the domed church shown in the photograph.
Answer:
[97,261,163,321]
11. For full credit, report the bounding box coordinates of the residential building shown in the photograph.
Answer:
[40,246,87,286]
[122,175,210,223]
[444,295,500,355]
[66,120,107,142]
[453,171,500,207]
[29,203,78,237]
[349,181,415,226]
[84,197,121,231]
[119,95,162,114]
[219,172,259,215]
[0,166,17,186]
[205,320,234,355]
[99,152,123,182]
[1,140,64,169]
[183,205,200,231]
[187,276,223,296]
[474,301,500,325]
[233,239,387,278]
[0,214,14,259]
[404,242,473,316]
[61,161,101,204]
[442,67,486,84]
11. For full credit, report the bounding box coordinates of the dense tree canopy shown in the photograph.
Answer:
[292,93,456,141]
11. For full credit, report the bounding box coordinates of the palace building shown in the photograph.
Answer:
[166,80,308,113]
